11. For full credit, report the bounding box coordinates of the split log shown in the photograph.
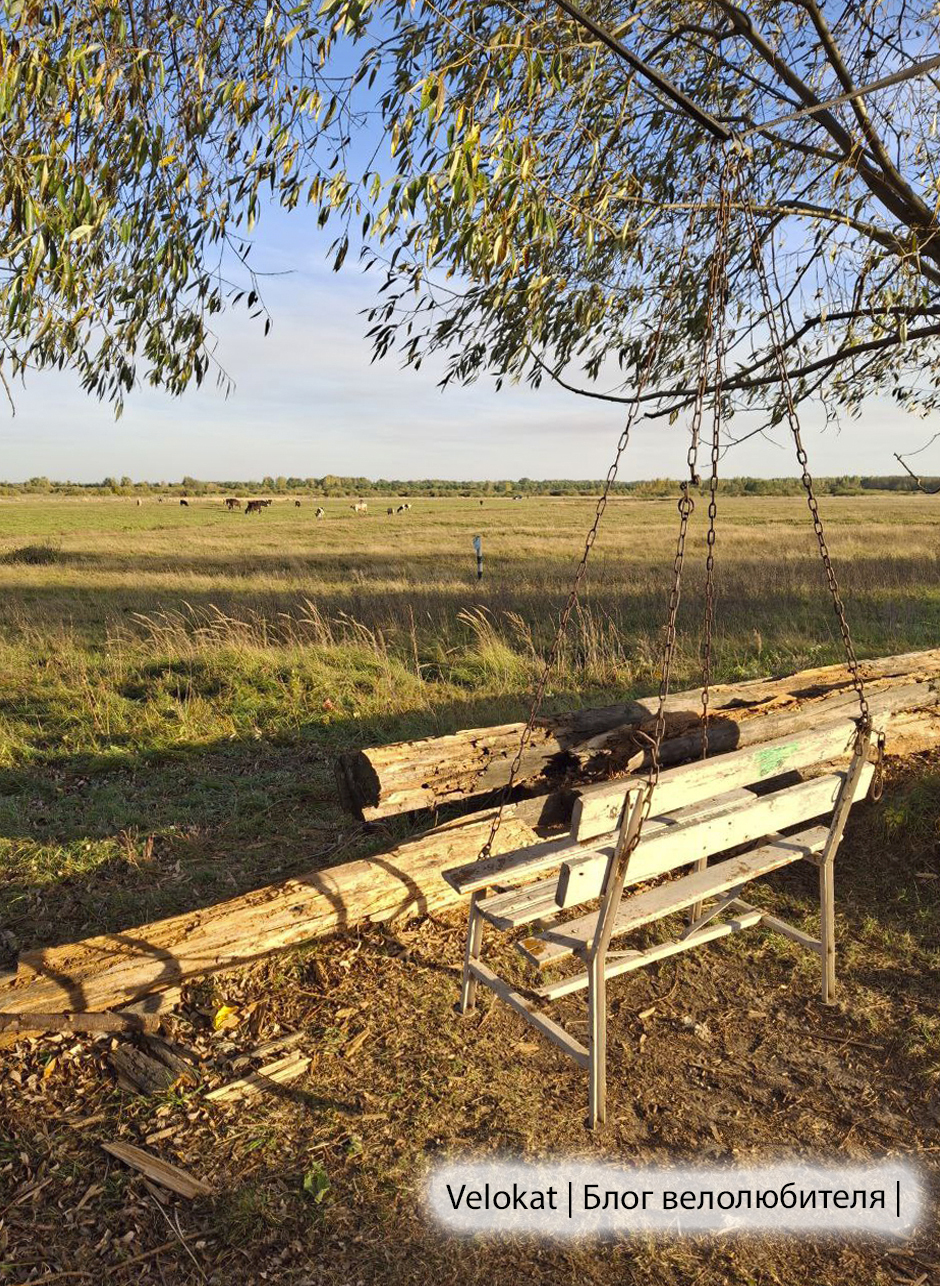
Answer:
[110,1045,181,1095]
[337,648,940,820]
[0,808,538,1024]
[205,1052,311,1104]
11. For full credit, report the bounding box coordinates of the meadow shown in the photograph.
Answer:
[1,492,939,1285]
[1,490,940,950]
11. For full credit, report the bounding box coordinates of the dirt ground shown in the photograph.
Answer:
[1,756,938,1286]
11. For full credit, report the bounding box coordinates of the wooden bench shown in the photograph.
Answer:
[443,718,877,1128]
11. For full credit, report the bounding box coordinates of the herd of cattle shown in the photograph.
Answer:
[152,497,519,515]
[163,497,421,517]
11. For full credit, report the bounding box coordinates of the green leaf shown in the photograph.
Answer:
[302,1163,330,1204]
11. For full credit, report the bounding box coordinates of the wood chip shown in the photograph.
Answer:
[101,1141,213,1198]
[344,1029,370,1059]
[205,1053,311,1104]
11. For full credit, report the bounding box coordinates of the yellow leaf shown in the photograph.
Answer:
[213,1004,239,1030]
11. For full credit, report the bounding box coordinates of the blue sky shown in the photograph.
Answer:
[4,201,937,482]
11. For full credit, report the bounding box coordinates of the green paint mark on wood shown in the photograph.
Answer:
[754,741,800,777]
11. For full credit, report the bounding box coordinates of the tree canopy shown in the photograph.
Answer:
[4,0,940,429]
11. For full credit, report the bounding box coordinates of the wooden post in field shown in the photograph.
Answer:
[473,534,483,580]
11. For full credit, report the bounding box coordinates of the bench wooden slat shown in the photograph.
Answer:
[476,765,870,927]
[444,780,764,897]
[476,787,757,929]
[557,764,871,905]
[518,826,829,969]
[571,717,862,841]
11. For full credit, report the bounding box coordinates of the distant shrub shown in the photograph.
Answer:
[2,543,62,565]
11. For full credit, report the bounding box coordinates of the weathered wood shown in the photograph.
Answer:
[482,767,871,935]
[445,754,876,900]
[518,827,830,969]
[205,1053,311,1104]
[0,1009,162,1036]
[110,1044,181,1095]
[572,680,938,840]
[101,1141,213,1198]
[563,765,873,896]
[338,650,940,820]
[0,809,538,1023]
[335,703,650,821]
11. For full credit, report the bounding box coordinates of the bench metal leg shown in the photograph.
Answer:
[587,953,607,1128]
[459,893,485,1013]
[688,857,708,926]
[819,859,836,1004]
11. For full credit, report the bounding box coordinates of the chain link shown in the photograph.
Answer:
[479,142,875,871]
[700,153,735,761]
[649,152,735,798]
[476,216,699,862]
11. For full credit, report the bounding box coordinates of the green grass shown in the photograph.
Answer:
[1,491,939,953]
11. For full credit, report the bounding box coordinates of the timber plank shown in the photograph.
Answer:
[519,827,829,968]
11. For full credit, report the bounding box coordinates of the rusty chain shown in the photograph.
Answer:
[479,138,879,871]
[700,154,735,762]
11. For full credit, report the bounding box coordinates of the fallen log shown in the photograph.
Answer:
[0,808,538,1023]
[337,648,940,820]
[3,657,939,1035]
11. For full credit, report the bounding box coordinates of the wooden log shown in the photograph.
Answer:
[0,808,538,1024]
[3,659,939,1034]
[337,648,940,820]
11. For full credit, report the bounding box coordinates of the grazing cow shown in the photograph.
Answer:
[387,507,394,516]
[180,499,189,507]
[295,500,302,508]
[246,499,265,514]
[136,499,142,507]
[224,497,240,510]
[315,506,325,520]
[351,500,367,513]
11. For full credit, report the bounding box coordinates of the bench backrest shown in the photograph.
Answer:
[571,716,866,841]
[555,759,874,909]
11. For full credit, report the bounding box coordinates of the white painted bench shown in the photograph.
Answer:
[443,717,877,1128]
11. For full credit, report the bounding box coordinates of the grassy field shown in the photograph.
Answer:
[1,491,939,946]
[0,492,939,1285]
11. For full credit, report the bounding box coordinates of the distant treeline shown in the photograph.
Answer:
[0,475,934,497]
